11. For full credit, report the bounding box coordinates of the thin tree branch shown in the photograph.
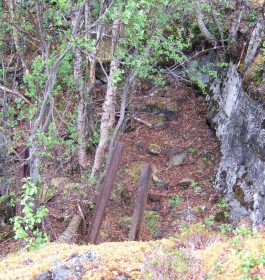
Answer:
[0,85,32,104]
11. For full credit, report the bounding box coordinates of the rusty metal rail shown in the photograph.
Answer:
[128,163,152,241]
[88,141,125,244]
[16,146,30,216]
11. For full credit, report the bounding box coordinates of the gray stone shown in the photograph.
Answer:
[152,174,168,189]
[165,111,178,121]
[207,64,265,226]
[165,103,179,113]
[23,258,34,266]
[182,133,189,140]
[82,248,100,262]
[35,271,53,280]
[114,276,130,280]
[53,268,79,280]
[135,141,145,149]
[186,50,219,85]
[169,152,187,166]
[50,249,100,280]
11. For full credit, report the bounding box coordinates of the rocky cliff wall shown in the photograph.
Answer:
[207,64,265,226]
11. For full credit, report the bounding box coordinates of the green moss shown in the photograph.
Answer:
[39,185,56,203]
[156,102,167,110]
[243,54,264,87]
[233,185,245,205]
[148,144,161,155]
[118,216,132,230]
[131,162,143,181]
[233,184,254,210]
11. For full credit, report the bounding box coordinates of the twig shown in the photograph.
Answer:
[133,117,152,127]
[0,85,32,105]
[77,204,85,221]
[237,42,247,69]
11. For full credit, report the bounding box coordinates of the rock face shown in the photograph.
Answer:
[207,64,265,226]
[35,249,100,280]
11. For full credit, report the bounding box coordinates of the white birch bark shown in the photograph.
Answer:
[90,16,121,180]
[194,0,217,46]
[244,17,265,71]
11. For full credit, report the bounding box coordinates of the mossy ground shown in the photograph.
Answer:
[1,225,265,280]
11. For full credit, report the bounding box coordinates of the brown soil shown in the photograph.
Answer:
[97,79,221,243]
[0,78,222,255]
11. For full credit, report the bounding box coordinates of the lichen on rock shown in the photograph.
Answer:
[207,63,265,226]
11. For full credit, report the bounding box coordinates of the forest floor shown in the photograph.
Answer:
[0,78,223,255]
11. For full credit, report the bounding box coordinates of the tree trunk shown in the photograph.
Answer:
[244,17,264,71]
[90,16,121,180]
[194,0,217,46]
[8,0,28,74]
[0,132,12,221]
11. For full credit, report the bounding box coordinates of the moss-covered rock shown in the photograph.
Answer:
[243,54,265,101]
[243,54,263,87]
[178,178,194,188]
[169,152,187,166]
[51,177,71,188]
[148,144,161,155]
[152,115,168,130]
[39,185,56,203]
[118,216,132,231]
[131,162,143,181]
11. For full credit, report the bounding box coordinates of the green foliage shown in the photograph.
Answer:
[233,250,265,279]
[191,181,201,191]
[218,224,232,233]
[187,147,197,154]
[108,0,189,86]
[88,129,101,146]
[235,226,253,237]
[205,215,215,226]
[23,56,46,98]
[50,0,70,11]
[144,211,162,237]
[168,195,181,206]
[11,179,49,250]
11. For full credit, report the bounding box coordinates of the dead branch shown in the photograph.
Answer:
[0,85,32,105]
[133,117,152,127]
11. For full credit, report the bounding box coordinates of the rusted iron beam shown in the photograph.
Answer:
[88,141,125,244]
[16,146,30,216]
[128,163,152,241]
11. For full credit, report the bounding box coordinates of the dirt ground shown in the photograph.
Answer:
[0,78,223,254]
